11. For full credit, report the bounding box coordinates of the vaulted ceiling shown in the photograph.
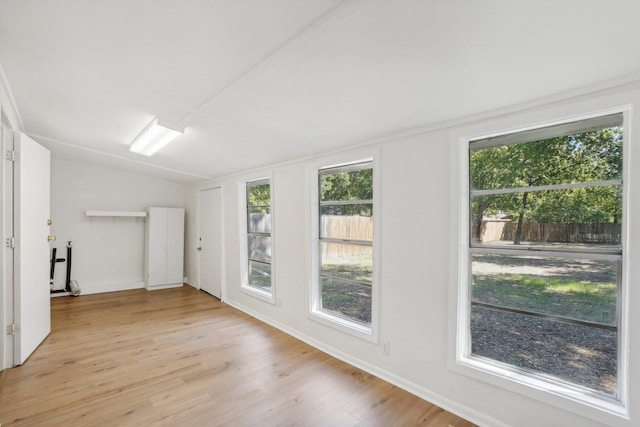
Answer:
[1,1,640,184]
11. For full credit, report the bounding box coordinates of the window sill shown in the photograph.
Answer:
[450,355,628,421]
[240,284,275,305]
[309,309,376,343]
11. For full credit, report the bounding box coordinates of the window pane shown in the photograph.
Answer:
[248,235,271,264]
[321,276,371,325]
[247,182,270,207]
[470,186,622,250]
[248,260,271,290]
[468,117,624,400]
[320,242,372,285]
[320,204,373,240]
[320,167,373,201]
[470,126,622,191]
[471,253,618,327]
[471,306,617,396]
[245,179,272,295]
[317,162,373,329]
[248,209,271,233]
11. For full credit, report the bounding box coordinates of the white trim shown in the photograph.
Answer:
[470,247,622,260]
[239,285,274,304]
[0,108,15,370]
[146,283,183,291]
[449,104,633,423]
[75,281,144,296]
[184,280,199,289]
[307,147,380,343]
[618,108,632,414]
[471,179,622,197]
[453,357,627,419]
[469,113,623,150]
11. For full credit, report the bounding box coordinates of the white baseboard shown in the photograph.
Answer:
[146,283,183,291]
[77,281,145,295]
[50,291,72,298]
[184,281,199,289]
[223,297,507,427]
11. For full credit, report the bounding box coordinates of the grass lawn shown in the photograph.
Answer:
[320,262,372,325]
[472,273,617,326]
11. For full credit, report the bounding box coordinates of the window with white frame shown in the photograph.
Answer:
[465,113,624,403]
[314,161,374,330]
[245,178,272,294]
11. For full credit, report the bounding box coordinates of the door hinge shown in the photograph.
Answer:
[5,150,15,162]
[5,237,15,248]
[6,323,15,336]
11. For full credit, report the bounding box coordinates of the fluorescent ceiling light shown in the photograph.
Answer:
[129,118,184,156]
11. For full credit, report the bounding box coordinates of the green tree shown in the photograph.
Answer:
[470,126,622,244]
[321,167,373,216]
[248,182,270,213]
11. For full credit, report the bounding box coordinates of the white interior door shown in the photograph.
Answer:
[199,188,222,298]
[14,133,51,365]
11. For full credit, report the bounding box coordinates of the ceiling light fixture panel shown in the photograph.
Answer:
[129,118,184,156]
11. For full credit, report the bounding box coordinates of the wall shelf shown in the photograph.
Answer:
[86,210,147,217]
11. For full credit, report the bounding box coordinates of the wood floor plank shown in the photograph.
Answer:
[0,286,476,426]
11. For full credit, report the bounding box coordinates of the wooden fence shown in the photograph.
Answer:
[257,214,620,250]
[321,215,373,258]
[322,215,373,241]
[473,219,621,244]
[250,214,372,258]
[249,213,271,233]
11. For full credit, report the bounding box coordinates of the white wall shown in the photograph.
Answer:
[50,159,186,294]
[184,82,640,427]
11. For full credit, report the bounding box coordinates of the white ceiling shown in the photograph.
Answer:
[2,0,640,184]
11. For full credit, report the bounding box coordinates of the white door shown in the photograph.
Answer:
[199,188,222,298]
[146,207,168,287]
[14,133,51,365]
[166,208,185,285]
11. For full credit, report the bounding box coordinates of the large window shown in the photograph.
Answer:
[466,113,624,404]
[245,178,272,295]
[314,161,374,331]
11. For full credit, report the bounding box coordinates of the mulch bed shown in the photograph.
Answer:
[471,306,617,396]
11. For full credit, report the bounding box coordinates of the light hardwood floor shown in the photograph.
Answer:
[0,286,476,426]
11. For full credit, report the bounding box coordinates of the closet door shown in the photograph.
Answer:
[165,208,184,285]
[146,207,168,288]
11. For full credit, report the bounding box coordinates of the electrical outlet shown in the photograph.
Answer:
[381,339,390,355]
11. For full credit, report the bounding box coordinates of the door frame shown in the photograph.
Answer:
[1,111,14,369]
[197,186,223,299]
